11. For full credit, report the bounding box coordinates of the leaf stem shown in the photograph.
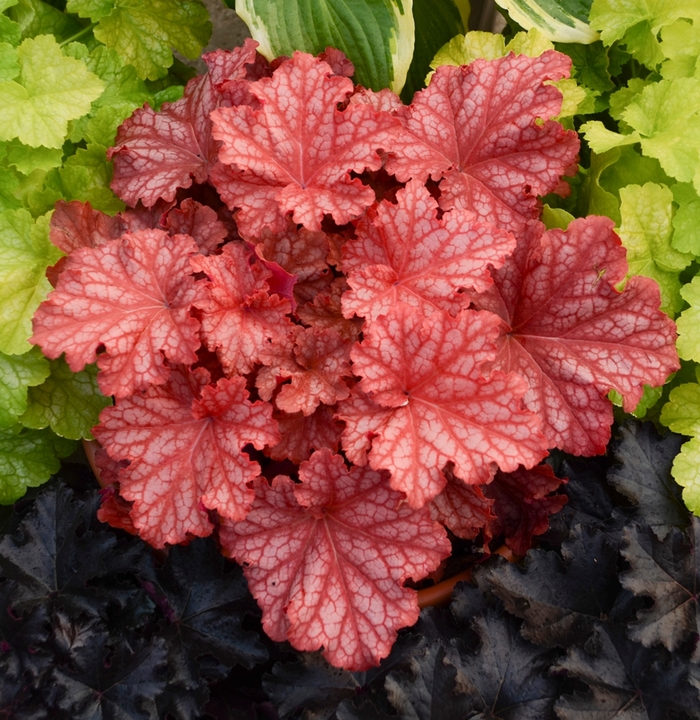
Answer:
[60,22,98,47]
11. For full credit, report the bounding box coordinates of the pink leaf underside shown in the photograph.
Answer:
[97,485,138,535]
[429,467,495,541]
[341,179,516,322]
[340,303,547,508]
[297,277,361,341]
[479,215,680,456]
[31,229,206,399]
[257,325,353,415]
[191,242,293,376]
[209,51,401,235]
[163,198,228,254]
[109,41,260,208]
[483,463,567,556]
[384,52,580,236]
[252,222,333,303]
[267,404,342,463]
[93,369,279,548]
[219,449,451,670]
[49,199,177,254]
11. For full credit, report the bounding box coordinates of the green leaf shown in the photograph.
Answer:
[580,120,641,154]
[0,346,49,428]
[67,0,211,81]
[236,0,414,93]
[609,384,663,418]
[8,0,83,42]
[429,31,505,73]
[556,41,614,93]
[542,204,574,230]
[617,182,692,316]
[669,435,700,514]
[660,19,700,79]
[598,145,673,198]
[0,41,19,80]
[671,182,700,254]
[401,0,464,101]
[580,149,622,223]
[589,0,700,67]
[44,143,124,214]
[0,14,21,46]
[0,209,61,355]
[4,140,63,174]
[675,277,700,361]
[0,425,74,504]
[21,357,111,440]
[661,381,700,437]
[0,34,104,149]
[0,165,21,211]
[494,0,599,43]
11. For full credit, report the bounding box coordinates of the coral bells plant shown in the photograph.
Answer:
[30,39,679,671]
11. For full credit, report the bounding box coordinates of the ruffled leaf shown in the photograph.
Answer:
[220,449,451,670]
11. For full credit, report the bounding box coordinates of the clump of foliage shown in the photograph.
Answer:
[28,35,677,669]
[1,420,698,717]
[0,0,213,503]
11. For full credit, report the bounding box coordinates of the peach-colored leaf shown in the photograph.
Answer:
[32,229,205,398]
[109,41,261,207]
[341,179,515,322]
[219,449,451,670]
[480,216,680,455]
[94,369,279,548]
[385,53,579,236]
[210,51,400,235]
[343,303,547,507]
[191,242,293,376]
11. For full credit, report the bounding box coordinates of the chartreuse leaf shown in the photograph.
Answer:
[0,425,74,504]
[0,209,61,355]
[7,0,82,41]
[4,140,63,174]
[0,35,104,149]
[676,278,700,362]
[617,183,692,315]
[20,357,111,440]
[236,0,414,93]
[44,144,124,214]
[589,0,700,67]
[0,42,19,80]
[66,0,211,80]
[660,19,700,79]
[0,166,21,211]
[671,182,700,254]
[0,15,21,47]
[0,346,49,428]
[556,40,614,93]
[669,436,700,514]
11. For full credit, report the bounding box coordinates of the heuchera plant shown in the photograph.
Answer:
[30,38,679,671]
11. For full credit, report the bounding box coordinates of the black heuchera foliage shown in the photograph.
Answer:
[1,419,699,720]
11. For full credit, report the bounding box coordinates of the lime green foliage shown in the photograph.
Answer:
[0,425,74,503]
[583,78,700,191]
[67,0,211,80]
[0,209,61,355]
[44,144,124,214]
[617,183,692,315]
[21,358,111,439]
[493,0,599,44]
[660,19,700,78]
[0,35,104,148]
[235,0,414,93]
[675,277,700,362]
[0,346,49,428]
[671,183,700,254]
[589,0,700,67]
